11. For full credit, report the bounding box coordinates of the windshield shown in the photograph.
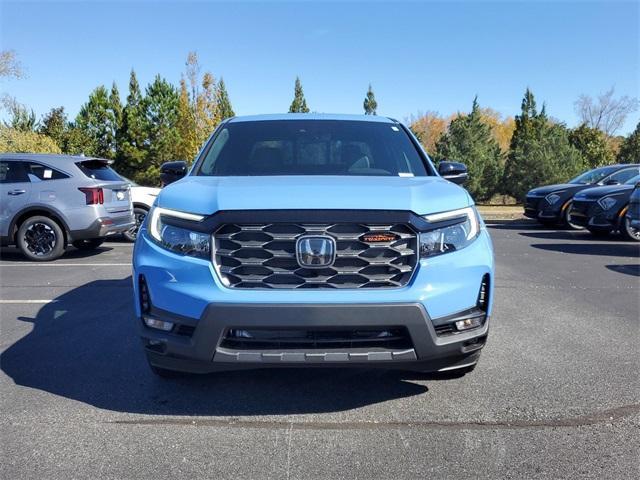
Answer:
[625,174,640,185]
[196,120,431,177]
[569,166,619,185]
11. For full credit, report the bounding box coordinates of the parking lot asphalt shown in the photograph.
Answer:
[1,223,639,479]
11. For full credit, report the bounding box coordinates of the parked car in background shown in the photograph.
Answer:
[524,164,640,229]
[569,174,640,241]
[0,154,135,261]
[118,176,160,241]
[626,185,640,231]
[133,114,494,378]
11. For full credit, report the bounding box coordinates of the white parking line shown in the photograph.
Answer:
[0,299,58,304]
[0,263,131,267]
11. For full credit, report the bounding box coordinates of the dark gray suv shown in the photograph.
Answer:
[0,153,135,261]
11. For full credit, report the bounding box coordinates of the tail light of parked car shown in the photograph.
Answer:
[78,187,104,205]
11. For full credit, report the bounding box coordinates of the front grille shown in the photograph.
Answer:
[214,222,418,289]
[525,196,542,210]
[220,327,413,350]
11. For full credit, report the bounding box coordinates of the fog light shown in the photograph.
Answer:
[143,316,174,332]
[455,317,483,331]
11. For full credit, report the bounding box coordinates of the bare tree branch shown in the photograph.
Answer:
[0,50,24,79]
[574,87,639,136]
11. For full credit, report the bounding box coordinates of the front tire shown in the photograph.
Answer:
[563,202,583,230]
[123,206,148,242]
[72,238,105,250]
[620,215,640,242]
[17,216,65,262]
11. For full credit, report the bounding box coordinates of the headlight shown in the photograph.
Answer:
[419,207,480,258]
[597,196,619,211]
[545,192,562,205]
[148,206,210,258]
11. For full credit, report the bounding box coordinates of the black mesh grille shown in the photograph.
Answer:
[220,327,413,350]
[214,222,418,289]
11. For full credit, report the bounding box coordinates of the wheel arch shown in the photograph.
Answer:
[9,206,71,246]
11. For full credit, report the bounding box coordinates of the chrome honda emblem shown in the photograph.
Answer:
[296,236,336,268]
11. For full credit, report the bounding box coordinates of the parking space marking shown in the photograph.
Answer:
[0,263,131,267]
[0,299,58,304]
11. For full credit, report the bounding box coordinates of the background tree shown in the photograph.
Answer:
[504,89,585,200]
[363,84,377,115]
[39,107,67,148]
[408,112,449,155]
[176,78,199,161]
[616,121,640,164]
[288,77,309,113]
[140,75,180,184]
[119,70,147,177]
[435,98,503,201]
[3,102,37,131]
[574,87,639,137]
[216,77,235,119]
[109,83,123,154]
[196,72,219,143]
[0,126,60,153]
[0,50,24,113]
[569,124,614,168]
[479,108,515,153]
[76,85,116,158]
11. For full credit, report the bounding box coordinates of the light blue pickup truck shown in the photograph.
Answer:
[132,114,494,377]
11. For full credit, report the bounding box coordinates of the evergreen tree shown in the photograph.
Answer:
[216,77,235,119]
[119,70,147,177]
[569,124,614,168]
[617,121,640,164]
[288,77,309,113]
[39,107,67,148]
[109,82,123,154]
[363,84,378,115]
[176,77,199,161]
[76,85,115,158]
[503,89,585,200]
[4,102,37,131]
[140,75,180,185]
[435,98,503,201]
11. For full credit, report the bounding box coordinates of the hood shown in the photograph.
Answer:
[573,184,634,201]
[527,184,585,196]
[157,175,471,216]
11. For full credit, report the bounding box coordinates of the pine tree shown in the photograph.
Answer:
[617,121,640,164]
[119,70,147,177]
[435,97,503,201]
[363,84,377,115]
[109,82,123,155]
[75,85,115,158]
[39,107,67,148]
[216,77,235,120]
[141,75,180,184]
[569,124,614,168]
[176,77,199,161]
[503,89,585,200]
[288,77,309,113]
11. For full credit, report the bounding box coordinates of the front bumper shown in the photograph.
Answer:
[133,226,494,373]
[570,200,617,230]
[524,195,565,221]
[141,303,488,373]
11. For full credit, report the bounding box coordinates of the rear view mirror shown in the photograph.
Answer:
[438,161,468,185]
[160,161,188,186]
[603,179,620,186]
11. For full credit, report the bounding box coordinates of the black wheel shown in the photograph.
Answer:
[17,216,65,261]
[620,215,640,242]
[72,238,105,250]
[586,227,611,238]
[123,206,148,242]
[563,202,584,230]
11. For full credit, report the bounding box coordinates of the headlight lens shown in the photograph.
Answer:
[597,196,618,211]
[148,206,210,258]
[545,193,562,205]
[419,207,480,258]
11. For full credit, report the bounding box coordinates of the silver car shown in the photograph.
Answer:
[0,153,135,261]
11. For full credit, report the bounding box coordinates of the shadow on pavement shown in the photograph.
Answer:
[0,246,113,261]
[518,230,606,241]
[606,264,640,277]
[530,243,640,258]
[1,278,431,416]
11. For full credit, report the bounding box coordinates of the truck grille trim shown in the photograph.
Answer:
[213,222,418,289]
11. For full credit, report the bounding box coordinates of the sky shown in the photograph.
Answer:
[1,0,639,134]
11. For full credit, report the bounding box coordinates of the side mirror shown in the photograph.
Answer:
[438,161,468,185]
[160,161,188,186]
[603,179,620,186]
